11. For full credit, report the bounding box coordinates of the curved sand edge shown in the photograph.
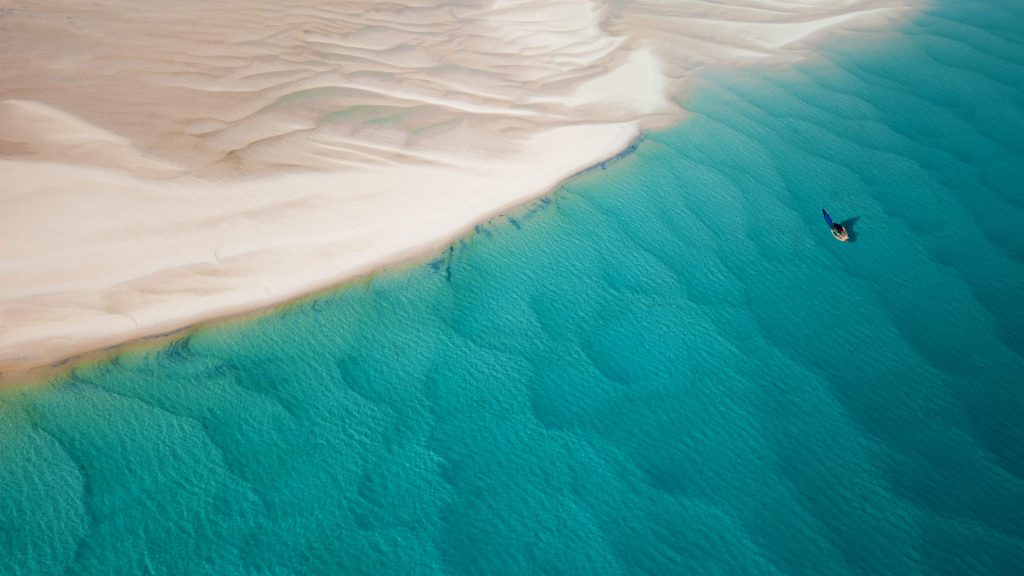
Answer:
[0,122,645,380]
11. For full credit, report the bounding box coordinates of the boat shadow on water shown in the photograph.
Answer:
[840,216,860,243]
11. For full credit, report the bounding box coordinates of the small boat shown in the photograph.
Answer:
[822,209,849,242]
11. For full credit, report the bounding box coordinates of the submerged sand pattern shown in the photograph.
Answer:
[0,0,919,372]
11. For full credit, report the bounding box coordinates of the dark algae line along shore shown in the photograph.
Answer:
[2,0,1023,574]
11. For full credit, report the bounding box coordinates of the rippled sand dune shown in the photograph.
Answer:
[0,0,919,374]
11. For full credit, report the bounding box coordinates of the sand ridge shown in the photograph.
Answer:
[0,0,922,374]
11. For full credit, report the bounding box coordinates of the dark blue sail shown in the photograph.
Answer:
[822,209,834,228]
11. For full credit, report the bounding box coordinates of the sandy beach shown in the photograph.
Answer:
[0,0,920,376]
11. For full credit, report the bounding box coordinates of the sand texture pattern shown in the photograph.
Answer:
[0,0,919,374]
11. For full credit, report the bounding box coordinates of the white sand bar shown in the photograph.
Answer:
[0,0,920,373]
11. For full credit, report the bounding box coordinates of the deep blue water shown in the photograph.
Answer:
[3,1,1024,574]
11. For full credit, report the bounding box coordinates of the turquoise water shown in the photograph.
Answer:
[3,0,1024,574]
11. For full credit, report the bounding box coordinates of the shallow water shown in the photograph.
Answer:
[2,0,1023,574]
